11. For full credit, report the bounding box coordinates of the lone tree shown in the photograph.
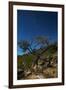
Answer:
[18,36,49,67]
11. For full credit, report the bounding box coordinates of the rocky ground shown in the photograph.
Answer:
[17,44,58,80]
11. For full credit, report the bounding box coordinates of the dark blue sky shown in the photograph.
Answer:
[17,10,58,55]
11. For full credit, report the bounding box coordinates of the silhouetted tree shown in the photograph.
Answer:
[18,36,49,67]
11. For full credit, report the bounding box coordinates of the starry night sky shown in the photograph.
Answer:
[17,10,58,55]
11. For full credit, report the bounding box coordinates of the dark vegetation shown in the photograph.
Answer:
[17,36,58,80]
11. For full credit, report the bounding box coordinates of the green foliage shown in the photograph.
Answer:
[17,56,23,69]
[18,54,35,69]
[23,55,33,68]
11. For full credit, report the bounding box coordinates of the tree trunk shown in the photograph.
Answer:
[34,55,40,65]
